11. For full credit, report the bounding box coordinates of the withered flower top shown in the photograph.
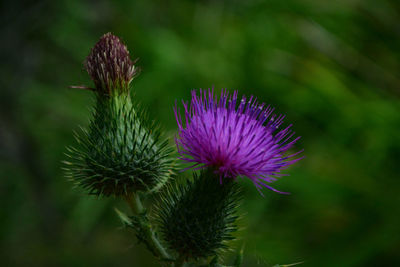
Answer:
[85,32,137,95]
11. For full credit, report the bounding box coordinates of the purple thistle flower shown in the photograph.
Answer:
[174,89,303,194]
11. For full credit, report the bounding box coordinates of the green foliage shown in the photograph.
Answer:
[115,206,170,260]
[64,94,174,196]
[155,170,242,261]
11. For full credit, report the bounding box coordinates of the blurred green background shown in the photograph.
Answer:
[1,0,400,266]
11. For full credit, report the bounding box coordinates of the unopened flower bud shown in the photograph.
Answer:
[85,32,137,95]
[156,170,242,260]
[66,33,173,197]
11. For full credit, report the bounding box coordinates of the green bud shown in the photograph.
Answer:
[65,33,174,197]
[155,170,242,261]
[65,94,174,196]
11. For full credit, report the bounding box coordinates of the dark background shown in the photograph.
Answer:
[1,0,400,266]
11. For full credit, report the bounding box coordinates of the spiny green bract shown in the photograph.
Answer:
[64,94,174,196]
[155,170,242,261]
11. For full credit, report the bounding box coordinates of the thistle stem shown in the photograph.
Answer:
[124,193,171,261]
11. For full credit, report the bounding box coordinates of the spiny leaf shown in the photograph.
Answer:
[114,208,133,227]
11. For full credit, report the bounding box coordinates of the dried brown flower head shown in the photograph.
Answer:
[85,32,137,95]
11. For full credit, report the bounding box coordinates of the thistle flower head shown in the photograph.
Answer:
[156,170,241,260]
[85,32,137,95]
[174,89,303,194]
[65,96,174,197]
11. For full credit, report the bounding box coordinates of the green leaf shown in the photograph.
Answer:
[114,208,133,227]
[233,243,245,267]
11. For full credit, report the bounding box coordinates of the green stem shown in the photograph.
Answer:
[125,193,171,261]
